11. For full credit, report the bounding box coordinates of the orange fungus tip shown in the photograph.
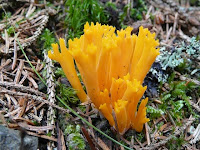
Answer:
[48,22,159,134]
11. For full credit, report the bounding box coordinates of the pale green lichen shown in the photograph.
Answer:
[185,37,200,57]
[157,47,184,70]
[157,37,199,70]
[149,67,168,82]
[151,37,200,82]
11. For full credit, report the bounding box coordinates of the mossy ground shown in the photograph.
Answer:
[0,0,199,149]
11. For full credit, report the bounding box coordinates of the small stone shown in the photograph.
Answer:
[0,125,38,150]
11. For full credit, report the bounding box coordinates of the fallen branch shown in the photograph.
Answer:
[26,131,57,142]
[0,81,46,97]
[18,122,55,132]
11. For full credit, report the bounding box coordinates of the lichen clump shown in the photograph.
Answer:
[48,22,159,134]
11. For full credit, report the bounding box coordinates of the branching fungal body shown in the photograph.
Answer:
[48,22,159,134]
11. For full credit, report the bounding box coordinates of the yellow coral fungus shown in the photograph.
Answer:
[48,38,88,102]
[48,22,159,134]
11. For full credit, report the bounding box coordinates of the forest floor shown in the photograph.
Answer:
[0,0,199,150]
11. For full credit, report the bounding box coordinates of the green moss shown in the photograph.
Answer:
[118,0,147,28]
[166,134,186,150]
[159,78,198,124]
[64,124,86,150]
[147,106,164,119]
[1,11,11,21]
[130,0,147,20]
[157,122,164,131]
[40,28,56,50]
[55,68,80,104]
[136,132,145,142]
[55,67,86,103]
[78,105,86,113]
[105,1,117,11]
[55,68,66,78]
[7,26,15,36]
[57,82,80,104]
[64,0,108,40]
